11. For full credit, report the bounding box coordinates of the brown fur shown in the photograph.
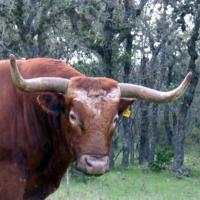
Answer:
[69,76,118,92]
[0,58,134,200]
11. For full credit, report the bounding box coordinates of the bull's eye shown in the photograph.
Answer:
[70,113,76,121]
[69,111,79,125]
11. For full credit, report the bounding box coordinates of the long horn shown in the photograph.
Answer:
[9,54,68,93]
[119,72,192,103]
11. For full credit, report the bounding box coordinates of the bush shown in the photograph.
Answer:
[149,147,174,172]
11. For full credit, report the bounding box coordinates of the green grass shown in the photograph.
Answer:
[46,146,200,200]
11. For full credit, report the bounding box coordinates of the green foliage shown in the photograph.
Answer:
[91,36,104,49]
[117,52,131,64]
[149,147,174,172]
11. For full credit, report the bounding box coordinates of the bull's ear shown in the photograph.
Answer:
[118,98,136,114]
[37,93,65,115]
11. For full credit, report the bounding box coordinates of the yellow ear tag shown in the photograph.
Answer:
[122,106,131,118]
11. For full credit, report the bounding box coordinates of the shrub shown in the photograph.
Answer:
[149,147,174,172]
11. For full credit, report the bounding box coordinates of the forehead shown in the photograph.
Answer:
[67,77,120,114]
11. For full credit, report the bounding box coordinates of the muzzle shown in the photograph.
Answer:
[76,155,109,176]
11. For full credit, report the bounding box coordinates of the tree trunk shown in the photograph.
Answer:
[172,109,177,132]
[121,0,134,168]
[164,62,175,146]
[121,118,132,168]
[164,104,173,146]
[139,101,150,164]
[149,103,158,162]
[139,55,150,165]
[102,4,115,78]
[102,3,116,165]
[149,3,169,161]
[109,141,115,169]
[130,122,135,165]
[173,6,200,175]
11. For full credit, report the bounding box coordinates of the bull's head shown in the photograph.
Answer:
[9,54,192,175]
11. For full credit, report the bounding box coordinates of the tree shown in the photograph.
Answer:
[173,1,200,176]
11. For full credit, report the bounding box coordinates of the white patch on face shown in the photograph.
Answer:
[73,87,120,116]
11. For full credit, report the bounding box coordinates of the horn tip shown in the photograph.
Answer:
[187,71,192,82]
[188,71,192,77]
[9,54,15,60]
[9,54,16,64]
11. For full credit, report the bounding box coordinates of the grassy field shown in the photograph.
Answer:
[47,145,200,200]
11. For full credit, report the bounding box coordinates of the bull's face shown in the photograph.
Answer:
[64,77,135,175]
[38,77,134,175]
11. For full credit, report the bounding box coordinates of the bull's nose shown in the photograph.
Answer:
[77,155,109,175]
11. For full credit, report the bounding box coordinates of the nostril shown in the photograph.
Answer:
[85,157,93,167]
